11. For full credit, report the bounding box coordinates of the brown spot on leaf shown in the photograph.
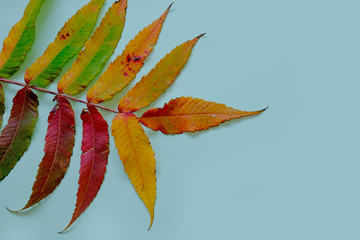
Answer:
[132,56,142,62]
[126,54,143,63]
[60,33,70,41]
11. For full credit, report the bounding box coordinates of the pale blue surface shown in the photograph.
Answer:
[0,0,359,239]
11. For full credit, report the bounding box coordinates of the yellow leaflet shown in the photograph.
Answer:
[87,4,172,104]
[118,34,204,113]
[112,113,156,229]
[57,0,127,95]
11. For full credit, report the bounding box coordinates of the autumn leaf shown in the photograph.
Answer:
[112,113,156,229]
[25,0,105,87]
[0,87,38,180]
[0,0,46,78]
[61,105,109,232]
[118,34,204,113]
[57,0,127,95]
[87,3,172,104]
[20,96,75,210]
[140,97,266,134]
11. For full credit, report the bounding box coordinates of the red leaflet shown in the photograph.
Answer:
[0,87,38,180]
[22,95,75,210]
[62,105,109,232]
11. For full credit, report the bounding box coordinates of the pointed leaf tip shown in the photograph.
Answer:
[58,229,66,234]
[261,106,269,112]
[197,33,206,38]
[168,2,175,10]
[5,206,20,214]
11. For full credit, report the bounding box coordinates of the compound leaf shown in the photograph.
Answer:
[62,105,109,232]
[87,3,172,104]
[0,0,46,78]
[57,0,127,95]
[25,0,105,87]
[0,87,38,180]
[21,95,75,210]
[118,34,204,113]
[112,112,156,229]
[140,97,266,134]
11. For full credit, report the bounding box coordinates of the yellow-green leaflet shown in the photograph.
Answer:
[25,0,105,87]
[0,0,46,78]
[57,0,127,95]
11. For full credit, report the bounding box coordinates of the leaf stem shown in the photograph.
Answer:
[0,77,119,114]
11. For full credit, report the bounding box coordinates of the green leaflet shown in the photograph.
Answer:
[0,0,46,78]
[57,0,127,95]
[25,0,105,87]
[0,87,39,181]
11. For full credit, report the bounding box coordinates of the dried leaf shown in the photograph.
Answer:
[62,105,109,232]
[87,3,172,104]
[25,0,105,87]
[21,96,75,210]
[112,112,156,229]
[118,34,204,113]
[140,97,266,134]
[0,0,46,78]
[0,87,38,180]
[57,0,127,95]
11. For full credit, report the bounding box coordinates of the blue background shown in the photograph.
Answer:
[0,0,359,239]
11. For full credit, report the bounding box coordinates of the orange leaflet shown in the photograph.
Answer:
[112,112,156,229]
[118,34,204,113]
[86,3,172,104]
[140,97,266,134]
[21,96,75,210]
[62,106,109,232]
